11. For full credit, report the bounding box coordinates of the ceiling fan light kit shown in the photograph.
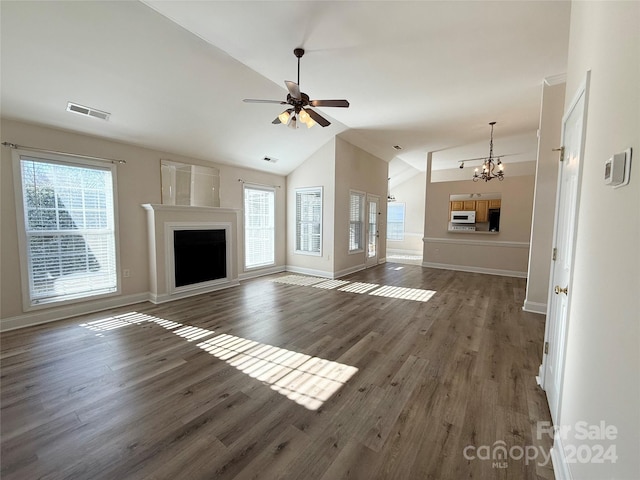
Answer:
[243,48,349,129]
[472,121,506,182]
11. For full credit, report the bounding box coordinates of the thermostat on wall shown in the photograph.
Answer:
[604,148,632,188]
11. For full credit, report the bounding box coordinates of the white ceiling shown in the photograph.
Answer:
[0,1,570,177]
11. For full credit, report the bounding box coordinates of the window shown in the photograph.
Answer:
[14,152,118,307]
[244,185,275,269]
[349,191,365,253]
[295,187,322,255]
[387,203,405,241]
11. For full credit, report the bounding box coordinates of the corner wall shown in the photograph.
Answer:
[524,81,566,314]
[553,2,639,479]
[334,136,389,276]
[285,138,336,277]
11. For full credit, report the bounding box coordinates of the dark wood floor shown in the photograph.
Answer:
[1,264,554,480]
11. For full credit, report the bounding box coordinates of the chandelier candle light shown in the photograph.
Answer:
[473,122,505,182]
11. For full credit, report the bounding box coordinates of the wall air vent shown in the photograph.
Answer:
[66,102,110,121]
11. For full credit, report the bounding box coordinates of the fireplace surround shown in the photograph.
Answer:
[142,204,240,303]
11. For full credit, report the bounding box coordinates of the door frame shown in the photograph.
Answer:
[539,72,590,424]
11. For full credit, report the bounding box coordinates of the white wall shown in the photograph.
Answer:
[334,136,388,276]
[0,119,286,329]
[285,138,336,276]
[387,172,425,255]
[555,2,639,479]
[524,81,565,314]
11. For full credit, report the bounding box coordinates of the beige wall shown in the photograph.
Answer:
[286,138,336,276]
[423,173,535,276]
[0,119,286,328]
[334,136,388,276]
[431,160,537,183]
[285,136,388,278]
[387,172,425,254]
[554,2,639,479]
[524,81,565,314]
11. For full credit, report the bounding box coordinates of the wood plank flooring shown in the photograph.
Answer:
[0,264,554,479]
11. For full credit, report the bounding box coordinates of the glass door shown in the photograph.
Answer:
[366,194,379,267]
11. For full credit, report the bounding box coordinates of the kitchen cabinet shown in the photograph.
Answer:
[489,199,501,209]
[475,200,488,223]
[462,200,476,210]
[451,200,463,211]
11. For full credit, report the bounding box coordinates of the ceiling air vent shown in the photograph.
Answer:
[392,145,403,151]
[66,102,110,121]
[263,156,279,163]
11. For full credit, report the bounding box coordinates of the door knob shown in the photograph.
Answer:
[554,285,568,295]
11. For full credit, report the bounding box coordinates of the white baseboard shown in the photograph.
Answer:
[284,265,333,279]
[334,264,366,279]
[149,280,240,304]
[551,430,573,480]
[378,257,386,264]
[523,300,547,315]
[536,364,545,388]
[421,261,527,278]
[0,292,149,332]
[387,248,422,256]
[238,265,285,281]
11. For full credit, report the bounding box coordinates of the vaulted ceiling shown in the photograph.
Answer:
[0,1,570,178]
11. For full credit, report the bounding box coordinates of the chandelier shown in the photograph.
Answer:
[472,122,505,182]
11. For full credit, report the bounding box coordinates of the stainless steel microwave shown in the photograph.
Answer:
[451,210,476,224]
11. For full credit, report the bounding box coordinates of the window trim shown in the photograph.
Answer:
[387,202,406,242]
[12,148,121,311]
[295,186,323,257]
[242,183,276,271]
[348,189,365,254]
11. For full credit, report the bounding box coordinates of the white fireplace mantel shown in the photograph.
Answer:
[141,204,240,303]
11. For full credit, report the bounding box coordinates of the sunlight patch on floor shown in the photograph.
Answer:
[80,311,357,410]
[271,275,327,286]
[271,275,436,303]
[198,333,358,411]
[338,282,379,294]
[369,285,436,302]
[312,279,350,290]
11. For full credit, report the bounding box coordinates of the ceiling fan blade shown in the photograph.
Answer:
[272,117,282,124]
[285,81,301,100]
[305,108,331,127]
[243,99,287,104]
[310,99,350,108]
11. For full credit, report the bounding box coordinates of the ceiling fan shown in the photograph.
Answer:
[243,48,349,129]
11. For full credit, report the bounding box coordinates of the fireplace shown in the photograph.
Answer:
[166,222,233,295]
[174,229,226,287]
[142,204,240,303]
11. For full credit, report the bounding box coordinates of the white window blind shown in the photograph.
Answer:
[18,155,118,306]
[244,186,275,269]
[387,203,405,241]
[349,191,364,252]
[295,188,322,255]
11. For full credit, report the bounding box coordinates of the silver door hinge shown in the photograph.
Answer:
[553,146,565,162]
[552,248,557,261]
[544,342,549,355]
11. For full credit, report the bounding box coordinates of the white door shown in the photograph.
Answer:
[541,76,589,424]
[366,195,379,267]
